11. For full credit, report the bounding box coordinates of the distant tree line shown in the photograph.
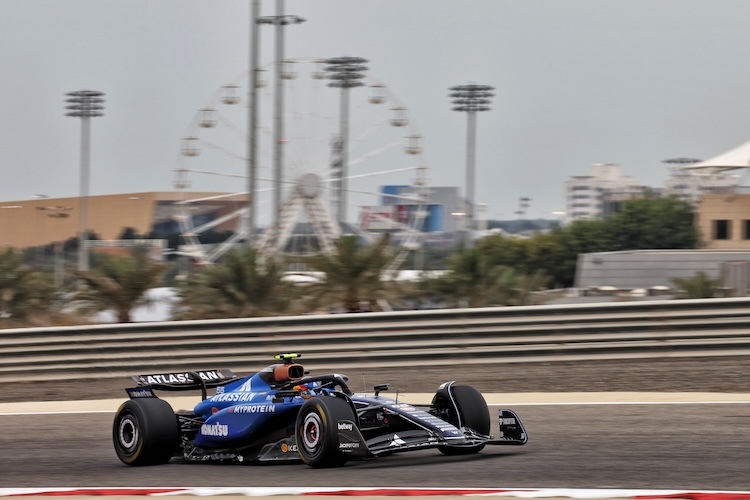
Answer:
[473,195,698,288]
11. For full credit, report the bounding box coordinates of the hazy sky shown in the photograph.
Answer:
[3,0,750,221]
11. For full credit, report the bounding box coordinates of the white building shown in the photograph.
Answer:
[663,166,739,206]
[564,163,645,221]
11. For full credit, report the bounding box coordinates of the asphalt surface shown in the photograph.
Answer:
[2,400,750,490]
[3,356,750,492]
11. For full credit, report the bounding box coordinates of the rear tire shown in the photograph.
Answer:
[437,385,490,455]
[295,396,356,468]
[113,398,180,466]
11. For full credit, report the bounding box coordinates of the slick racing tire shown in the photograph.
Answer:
[437,385,490,456]
[295,396,356,468]
[113,398,180,466]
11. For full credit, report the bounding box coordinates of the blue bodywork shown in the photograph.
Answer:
[192,373,308,448]
[120,354,528,465]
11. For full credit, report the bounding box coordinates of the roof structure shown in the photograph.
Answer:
[684,139,750,173]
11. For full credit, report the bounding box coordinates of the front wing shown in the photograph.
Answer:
[323,408,528,459]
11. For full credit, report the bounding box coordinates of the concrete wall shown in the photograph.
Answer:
[575,249,750,290]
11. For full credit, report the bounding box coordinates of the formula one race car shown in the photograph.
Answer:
[112,353,527,468]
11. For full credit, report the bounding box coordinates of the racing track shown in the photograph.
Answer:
[2,399,750,490]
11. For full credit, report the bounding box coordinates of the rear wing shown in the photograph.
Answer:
[130,369,238,400]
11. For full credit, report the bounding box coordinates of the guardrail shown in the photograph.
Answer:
[3,297,750,383]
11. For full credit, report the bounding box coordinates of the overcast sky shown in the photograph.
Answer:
[3,0,750,221]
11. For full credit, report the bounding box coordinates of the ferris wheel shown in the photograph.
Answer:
[172,57,430,271]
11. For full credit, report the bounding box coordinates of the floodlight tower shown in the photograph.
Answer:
[449,83,494,247]
[65,89,105,272]
[246,0,261,248]
[258,3,305,233]
[324,56,368,226]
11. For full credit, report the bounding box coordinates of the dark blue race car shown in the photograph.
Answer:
[113,353,527,468]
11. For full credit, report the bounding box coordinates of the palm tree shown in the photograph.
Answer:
[0,249,58,326]
[422,247,498,307]
[70,247,166,323]
[424,248,551,308]
[670,272,728,299]
[493,267,551,306]
[174,248,295,319]
[305,234,394,313]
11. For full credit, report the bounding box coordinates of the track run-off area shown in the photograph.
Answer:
[2,393,750,496]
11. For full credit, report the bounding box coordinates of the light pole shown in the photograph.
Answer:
[127,196,142,237]
[449,83,494,247]
[246,0,261,248]
[258,5,305,238]
[552,211,567,227]
[38,206,73,286]
[451,211,466,240]
[31,194,49,263]
[65,89,105,272]
[515,197,531,219]
[324,56,368,226]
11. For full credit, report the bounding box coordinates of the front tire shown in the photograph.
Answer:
[295,396,356,468]
[113,398,180,466]
[437,385,490,455]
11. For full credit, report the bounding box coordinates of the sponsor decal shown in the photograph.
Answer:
[337,422,353,431]
[200,422,229,437]
[237,379,255,392]
[126,388,155,398]
[501,418,517,425]
[406,409,463,435]
[389,434,406,446]
[280,443,298,453]
[393,404,416,412]
[396,407,461,435]
[339,442,360,449]
[142,371,221,386]
[210,391,267,403]
[227,404,276,414]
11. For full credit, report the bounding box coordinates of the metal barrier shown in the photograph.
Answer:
[2,297,750,383]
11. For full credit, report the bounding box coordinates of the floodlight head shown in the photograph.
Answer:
[64,90,106,118]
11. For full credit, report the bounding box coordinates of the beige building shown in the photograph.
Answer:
[696,192,750,250]
[2,189,749,253]
[682,138,750,249]
[0,191,246,250]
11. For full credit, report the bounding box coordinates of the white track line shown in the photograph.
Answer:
[3,487,750,498]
